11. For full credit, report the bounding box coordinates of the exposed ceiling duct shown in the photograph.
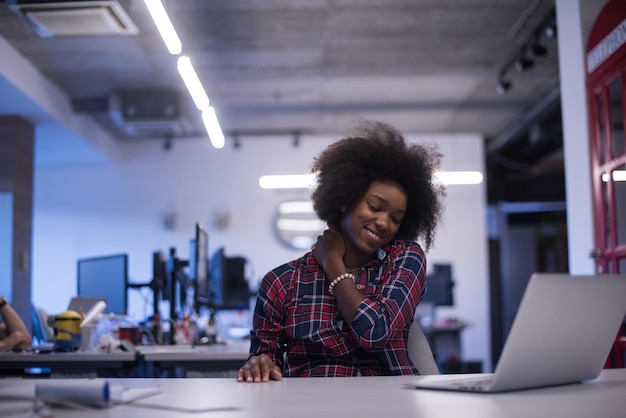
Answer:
[107,90,191,138]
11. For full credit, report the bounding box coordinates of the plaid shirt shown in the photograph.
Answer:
[250,239,427,377]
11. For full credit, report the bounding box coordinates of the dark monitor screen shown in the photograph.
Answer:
[422,263,454,306]
[190,223,209,307]
[77,253,128,314]
[152,251,167,300]
[209,247,250,309]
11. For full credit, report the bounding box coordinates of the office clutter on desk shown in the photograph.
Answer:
[143,222,254,345]
[35,380,111,408]
[174,313,197,344]
[34,380,162,409]
[69,223,255,349]
[94,314,143,352]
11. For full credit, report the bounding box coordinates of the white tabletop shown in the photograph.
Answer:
[1,369,625,418]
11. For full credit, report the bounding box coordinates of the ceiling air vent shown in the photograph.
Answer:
[108,90,191,138]
[10,1,139,37]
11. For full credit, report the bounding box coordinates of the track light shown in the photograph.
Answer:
[144,0,182,55]
[515,54,534,72]
[530,41,547,57]
[496,7,556,97]
[496,79,512,95]
[544,24,556,39]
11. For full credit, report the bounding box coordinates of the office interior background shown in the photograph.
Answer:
[0,0,612,373]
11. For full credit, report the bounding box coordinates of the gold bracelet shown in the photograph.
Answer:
[328,273,355,295]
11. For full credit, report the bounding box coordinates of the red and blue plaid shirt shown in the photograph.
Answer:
[250,239,427,377]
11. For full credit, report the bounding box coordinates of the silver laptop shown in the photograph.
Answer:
[67,296,106,314]
[411,273,626,393]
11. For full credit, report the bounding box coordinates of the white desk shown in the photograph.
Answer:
[1,369,625,417]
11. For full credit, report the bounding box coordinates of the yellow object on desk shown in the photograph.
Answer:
[54,310,82,351]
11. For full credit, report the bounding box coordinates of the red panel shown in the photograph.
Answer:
[586,0,626,81]
[586,0,626,51]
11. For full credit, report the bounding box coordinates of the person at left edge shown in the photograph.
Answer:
[0,295,32,349]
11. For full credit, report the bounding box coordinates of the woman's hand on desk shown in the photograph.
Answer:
[237,354,282,383]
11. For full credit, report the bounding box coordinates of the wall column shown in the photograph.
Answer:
[0,115,34,331]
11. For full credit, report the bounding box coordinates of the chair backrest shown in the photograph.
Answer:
[407,320,439,375]
[32,307,55,344]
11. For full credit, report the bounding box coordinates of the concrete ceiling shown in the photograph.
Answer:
[0,0,562,180]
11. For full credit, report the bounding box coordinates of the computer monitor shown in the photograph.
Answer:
[148,250,168,318]
[209,247,250,310]
[190,223,209,309]
[77,253,128,315]
[422,263,455,306]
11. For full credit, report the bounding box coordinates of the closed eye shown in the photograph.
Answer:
[368,203,380,212]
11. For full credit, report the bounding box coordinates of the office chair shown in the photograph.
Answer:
[408,320,440,375]
[32,307,55,344]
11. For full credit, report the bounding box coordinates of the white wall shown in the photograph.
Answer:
[32,131,490,370]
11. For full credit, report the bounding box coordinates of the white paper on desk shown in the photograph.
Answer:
[35,380,110,407]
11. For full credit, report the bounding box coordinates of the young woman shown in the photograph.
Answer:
[238,119,445,382]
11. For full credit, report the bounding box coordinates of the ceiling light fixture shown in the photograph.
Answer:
[259,174,317,189]
[259,171,483,189]
[201,107,225,149]
[177,56,210,110]
[433,171,484,185]
[278,201,315,214]
[144,0,181,55]
[496,78,512,95]
[544,24,557,39]
[277,218,327,232]
[496,7,555,95]
[145,1,225,149]
[530,41,548,57]
[601,170,626,182]
[514,54,534,72]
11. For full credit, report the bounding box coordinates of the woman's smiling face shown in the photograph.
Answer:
[340,179,408,256]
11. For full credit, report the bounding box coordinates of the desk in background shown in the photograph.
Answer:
[0,350,136,378]
[135,340,250,377]
[0,341,250,379]
[1,369,625,417]
[420,322,483,373]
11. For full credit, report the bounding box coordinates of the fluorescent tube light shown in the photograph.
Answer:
[201,107,225,149]
[144,0,182,55]
[260,171,482,189]
[177,56,210,110]
[277,218,327,232]
[259,174,317,189]
[278,201,315,214]
[145,1,225,149]
[434,171,483,185]
[601,170,626,182]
